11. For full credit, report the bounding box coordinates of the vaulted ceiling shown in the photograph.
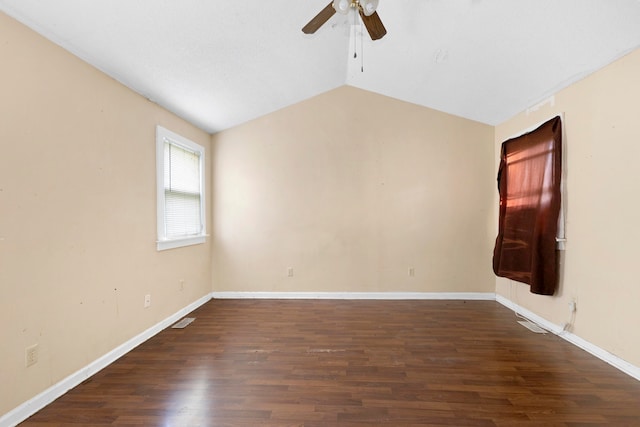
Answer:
[1,0,639,134]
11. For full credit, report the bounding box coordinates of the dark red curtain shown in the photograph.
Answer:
[493,116,562,295]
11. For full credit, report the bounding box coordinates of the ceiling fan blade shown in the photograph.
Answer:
[302,2,336,34]
[359,10,387,40]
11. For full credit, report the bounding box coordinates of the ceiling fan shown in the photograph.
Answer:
[302,0,387,40]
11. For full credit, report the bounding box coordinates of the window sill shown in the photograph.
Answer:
[157,235,206,251]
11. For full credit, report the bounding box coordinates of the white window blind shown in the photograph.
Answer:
[164,142,202,237]
[156,126,206,250]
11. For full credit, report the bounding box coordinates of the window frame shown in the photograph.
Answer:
[156,125,207,251]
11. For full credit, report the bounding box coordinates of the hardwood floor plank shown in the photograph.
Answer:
[18,300,640,426]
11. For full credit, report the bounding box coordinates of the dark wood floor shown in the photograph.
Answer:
[19,299,640,426]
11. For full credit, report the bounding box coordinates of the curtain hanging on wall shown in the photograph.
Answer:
[493,116,562,295]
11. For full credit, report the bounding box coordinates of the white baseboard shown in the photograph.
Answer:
[0,293,213,427]
[495,294,640,382]
[211,291,496,300]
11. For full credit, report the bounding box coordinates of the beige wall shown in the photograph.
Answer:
[212,86,496,294]
[495,49,640,367]
[0,13,212,416]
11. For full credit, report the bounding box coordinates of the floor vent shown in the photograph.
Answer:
[518,320,547,334]
[171,317,195,329]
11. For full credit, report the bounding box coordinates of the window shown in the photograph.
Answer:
[156,126,206,250]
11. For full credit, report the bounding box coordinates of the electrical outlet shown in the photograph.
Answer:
[287,267,294,277]
[179,280,185,291]
[144,294,151,308]
[568,300,577,313]
[408,267,415,277]
[25,344,38,367]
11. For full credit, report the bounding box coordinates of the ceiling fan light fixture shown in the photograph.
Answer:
[303,0,386,40]
[332,0,351,15]
[360,0,379,16]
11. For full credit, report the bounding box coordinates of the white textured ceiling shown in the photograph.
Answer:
[1,0,639,133]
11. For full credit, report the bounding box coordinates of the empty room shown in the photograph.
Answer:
[1,0,640,425]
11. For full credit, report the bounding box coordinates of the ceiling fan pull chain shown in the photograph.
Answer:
[353,6,358,59]
[360,18,365,72]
